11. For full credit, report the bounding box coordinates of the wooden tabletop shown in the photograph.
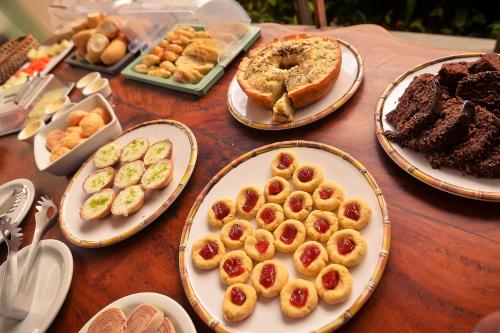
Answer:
[1,23,499,333]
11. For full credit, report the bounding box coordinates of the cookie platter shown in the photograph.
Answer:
[375,53,500,201]
[180,141,390,332]
[59,119,197,247]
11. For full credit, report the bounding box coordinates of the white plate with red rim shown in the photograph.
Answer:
[78,292,196,333]
[59,119,198,248]
[180,141,390,333]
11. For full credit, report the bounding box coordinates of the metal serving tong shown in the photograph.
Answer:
[0,216,23,316]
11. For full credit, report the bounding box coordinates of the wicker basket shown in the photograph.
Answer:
[0,34,40,85]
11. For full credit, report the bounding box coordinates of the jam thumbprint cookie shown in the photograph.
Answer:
[280,279,318,318]
[236,186,265,219]
[219,250,253,285]
[283,191,313,221]
[271,151,299,179]
[312,181,345,211]
[207,199,236,228]
[220,219,253,249]
[327,229,367,267]
[251,260,289,298]
[264,176,291,204]
[293,241,328,276]
[244,229,275,261]
[305,210,338,242]
[338,198,371,230]
[192,235,226,269]
[315,264,353,304]
[223,283,257,322]
[292,164,324,193]
[256,203,284,231]
[273,219,306,253]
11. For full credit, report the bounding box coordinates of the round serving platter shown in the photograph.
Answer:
[59,119,198,248]
[227,39,363,130]
[375,53,500,202]
[179,141,390,333]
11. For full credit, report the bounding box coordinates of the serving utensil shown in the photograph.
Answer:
[0,216,23,315]
[0,188,24,218]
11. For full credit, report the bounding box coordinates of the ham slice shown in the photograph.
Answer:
[88,307,127,333]
[125,304,164,333]
[157,317,176,333]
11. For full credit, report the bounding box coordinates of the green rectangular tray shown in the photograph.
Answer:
[121,25,261,96]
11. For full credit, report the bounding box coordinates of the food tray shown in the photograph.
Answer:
[65,50,137,75]
[121,25,261,96]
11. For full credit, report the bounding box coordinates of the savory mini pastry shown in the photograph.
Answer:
[255,203,284,231]
[80,188,115,221]
[273,219,306,253]
[125,303,164,333]
[220,219,253,249]
[312,181,345,211]
[235,186,265,219]
[67,110,88,127]
[279,279,318,318]
[243,229,275,261]
[61,131,85,149]
[83,167,115,194]
[292,164,324,193]
[121,138,150,163]
[327,229,367,267]
[114,160,145,189]
[338,198,371,230]
[207,199,236,228]
[305,210,338,242]
[94,141,121,168]
[90,107,111,124]
[192,235,225,269]
[271,151,298,179]
[141,160,174,190]
[46,129,65,152]
[111,185,145,217]
[283,191,313,221]
[219,250,253,285]
[87,307,126,333]
[263,176,291,204]
[293,241,328,276]
[315,264,352,304]
[251,260,289,298]
[223,283,257,322]
[143,139,173,166]
[80,112,105,137]
[50,145,71,162]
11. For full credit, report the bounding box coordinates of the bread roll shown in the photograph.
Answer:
[96,17,120,39]
[100,38,127,65]
[86,33,109,64]
[62,131,84,149]
[72,29,95,49]
[50,145,70,162]
[70,18,88,34]
[87,12,102,29]
[90,107,111,124]
[80,113,105,137]
[67,110,88,127]
[46,129,65,152]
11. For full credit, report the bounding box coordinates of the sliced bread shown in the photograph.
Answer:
[114,160,145,189]
[83,167,115,194]
[143,139,173,166]
[120,138,149,163]
[80,188,115,221]
[141,160,174,190]
[111,185,145,217]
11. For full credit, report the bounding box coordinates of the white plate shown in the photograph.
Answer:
[0,178,35,228]
[59,120,198,247]
[180,141,390,332]
[40,41,74,76]
[375,53,500,201]
[79,292,196,333]
[0,239,73,333]
[227,40,363,130]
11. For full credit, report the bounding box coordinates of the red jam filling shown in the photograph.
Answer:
[280,225,297,244]
[319,188,333,200]
[255,240,269,253]
[314,218,330,233]
[223,257,245,277]
[277,153,293,170]
[290,288,308,307]
[344,202,360,221]
[289,196,304,212]
[230,287,246,305]
[199,240,218,260]
[229,224,243,240]
[300,245,321,267]
[322,270,340,290]
[213,202,230,220]
[297,167,314,182]
[337,236,356,255]
[259,263,276,288]
[242,189,259,213]
[260,208,276,224]
[268,181,283,195]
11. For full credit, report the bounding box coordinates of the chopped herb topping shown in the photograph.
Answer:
[89,195,110,209]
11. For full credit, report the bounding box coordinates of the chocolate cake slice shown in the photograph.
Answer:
[385,73,442,140]
[467,143,500,178]
[438,61,469,94]
[456,71,500,116]
[468,53,500,74]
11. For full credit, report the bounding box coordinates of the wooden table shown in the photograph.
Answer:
[1,24,498,333]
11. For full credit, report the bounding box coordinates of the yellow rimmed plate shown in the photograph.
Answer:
[179,141,390,333]
[227,39,363,130]
[375,53,500,202]
[59,119,198,247]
